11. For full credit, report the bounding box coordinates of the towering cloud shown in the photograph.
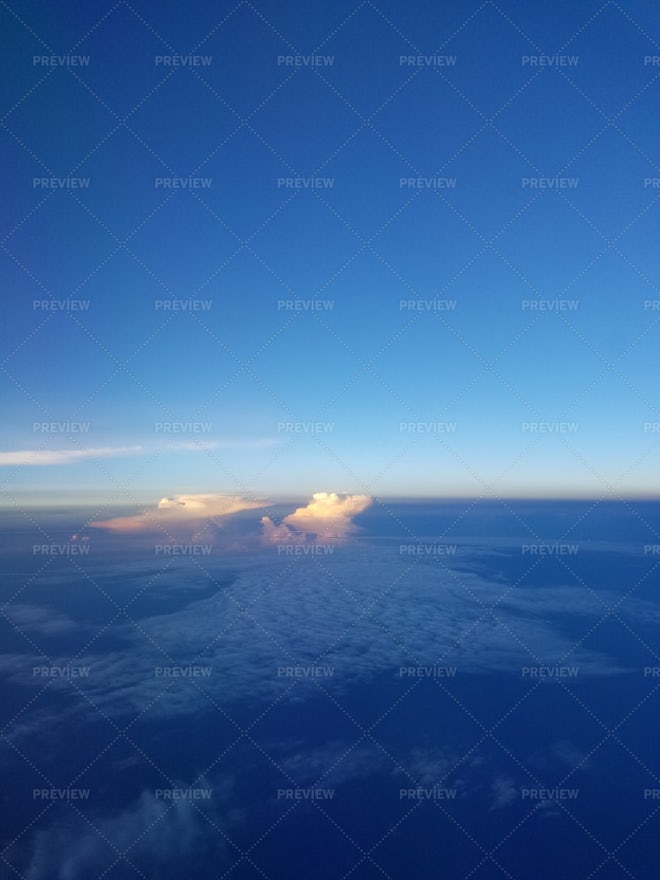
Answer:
[261,492,372,542]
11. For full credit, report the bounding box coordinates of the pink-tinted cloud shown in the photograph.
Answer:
[91,493,266,534]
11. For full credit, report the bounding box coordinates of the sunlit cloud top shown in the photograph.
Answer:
[261,492,373,542]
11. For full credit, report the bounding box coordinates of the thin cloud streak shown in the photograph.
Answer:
[0,439,279,467]
[0,446,144,466]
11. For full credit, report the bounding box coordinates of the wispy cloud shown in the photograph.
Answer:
[22,776,233,880]
[3,604,79,635]
[170,439,280,451]
[0,439,279,467]
[0,446,143,466]
[277,740,387,786]
[490,774,518,810]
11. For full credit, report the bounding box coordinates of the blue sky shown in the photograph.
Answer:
[2,0,660,505]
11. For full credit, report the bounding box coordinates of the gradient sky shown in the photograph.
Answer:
[1,0,660,506]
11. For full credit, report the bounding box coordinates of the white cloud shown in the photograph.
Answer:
[0,446,142,466]
[261,492,373,542]
[0,439,277,466]
[91,493,266,533]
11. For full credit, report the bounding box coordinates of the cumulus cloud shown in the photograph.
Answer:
[91,493,266,533]
[261,492,372,542]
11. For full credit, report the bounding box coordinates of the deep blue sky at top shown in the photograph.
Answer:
[1,0,659,503]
